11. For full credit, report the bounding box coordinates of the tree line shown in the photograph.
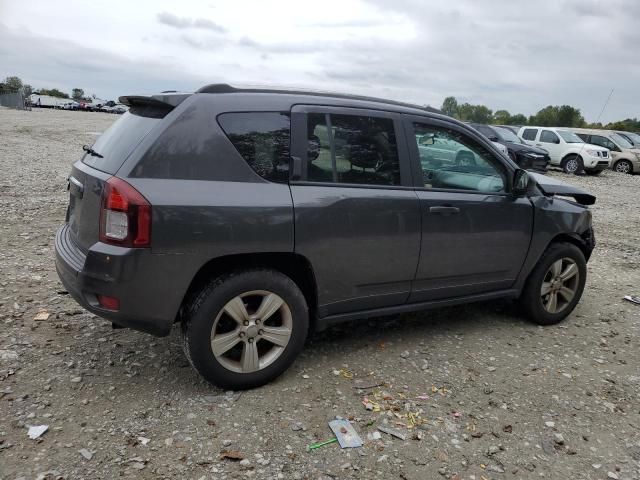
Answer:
[1,76,96,102]
[440,96,639,132]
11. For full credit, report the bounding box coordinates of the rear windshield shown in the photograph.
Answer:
[82,105,170,174]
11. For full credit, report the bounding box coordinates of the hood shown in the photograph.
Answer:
[528,172,596,206]
[509,142,548,155]
[576,142,608,152]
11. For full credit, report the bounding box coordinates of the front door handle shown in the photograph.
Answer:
[429,206,460,215]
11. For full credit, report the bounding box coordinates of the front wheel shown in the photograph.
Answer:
[519,243,587,325]
[613,160,633,174]
[561,155,584,175]
[182,269,309,389]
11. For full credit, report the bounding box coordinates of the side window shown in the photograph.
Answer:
[540,130,560,144]
[305,113,400,186]
[218,112,290,183]
[522,128,538,141]
[576,133,590,143]
[590,135,615,151]
[413,123,506,193]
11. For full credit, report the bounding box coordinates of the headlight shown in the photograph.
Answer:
[526,153,543,158]
[586,149,601,157]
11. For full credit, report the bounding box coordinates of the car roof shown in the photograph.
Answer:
[194,83,444,116]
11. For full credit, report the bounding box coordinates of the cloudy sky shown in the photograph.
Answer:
[1,0,638,122]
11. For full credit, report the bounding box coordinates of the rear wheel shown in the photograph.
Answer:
[182,269,309,389]
[520,243,586,325]
[613,159,633,174]
[561,155,583,175]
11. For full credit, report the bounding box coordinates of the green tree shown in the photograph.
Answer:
[530,105,585,127]
[23,84,33,96]
[493,109,511,125]
[508,113,528,125]
[39,88,69,98]
[457,103,493,123]
[3,75,23,91]
[605,118,640,131]
[556,105,585,127]
[72,88,85,101]
[441,96,459,117]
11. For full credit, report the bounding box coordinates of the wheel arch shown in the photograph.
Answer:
[547,232,592,262]
[178,252,318,326]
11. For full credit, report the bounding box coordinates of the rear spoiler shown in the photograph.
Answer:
[118,93,191,108]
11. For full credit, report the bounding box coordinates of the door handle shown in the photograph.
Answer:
[429,206,460,215]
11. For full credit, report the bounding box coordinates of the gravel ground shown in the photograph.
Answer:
[1,107,639,480]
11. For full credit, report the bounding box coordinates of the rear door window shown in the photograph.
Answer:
[82,106,170,174]
[305,112,401,186]
[522,128,538,141]
[540,130,560,144]
[218,112,290,183]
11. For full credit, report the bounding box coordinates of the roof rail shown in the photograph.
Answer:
[196,83,442,114]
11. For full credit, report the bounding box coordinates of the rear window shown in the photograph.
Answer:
[522,128,538,141]
[218,112,290,183]
[82,106,170,174]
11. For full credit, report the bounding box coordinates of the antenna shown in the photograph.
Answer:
[567,88,614,174]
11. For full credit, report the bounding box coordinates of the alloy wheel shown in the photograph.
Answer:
[615,161,631,174]
[210,290,293,373]
[540,258,580,314]
[565,158,578,173]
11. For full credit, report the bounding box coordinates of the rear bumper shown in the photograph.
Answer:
[55,224,187,336]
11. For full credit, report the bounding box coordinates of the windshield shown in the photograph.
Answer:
[624,132,640,145]
[557,130,583,143]
[610,133,633,149]
[495,126,523,144]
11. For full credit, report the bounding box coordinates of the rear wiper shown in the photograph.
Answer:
[82,145,103,158]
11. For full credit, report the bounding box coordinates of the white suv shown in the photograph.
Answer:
[518,126,610,175]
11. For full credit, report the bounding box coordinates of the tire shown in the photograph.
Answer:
[561,155,584,175]
[181,269,309,389]
[585,169,602,176]
[613,159,633,174]
[520,242,587,325]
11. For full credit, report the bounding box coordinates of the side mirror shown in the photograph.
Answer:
[512,169,529,196]
[489,136,499,142]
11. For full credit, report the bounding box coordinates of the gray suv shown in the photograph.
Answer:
[55,84,596,389]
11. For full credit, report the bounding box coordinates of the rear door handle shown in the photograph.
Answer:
[429,206,460,215]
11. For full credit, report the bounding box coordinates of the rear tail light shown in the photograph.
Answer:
[99,177,151,247]
[97,294,120,311]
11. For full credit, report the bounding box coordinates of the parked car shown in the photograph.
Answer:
[112,104,128,114]
[518,126,610,175]
[615,131,640,148]
[469,123,550,171]
[570,129,639,175]
[55,84,596,389]
[495,125,522,135]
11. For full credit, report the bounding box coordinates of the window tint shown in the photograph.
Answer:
[477,125,498,140]
[522,128,538,141]
[305,113,400,186]
[413,123,506,193]
[83,106,170,174]
[218,112,290,182]
[589,135,618,151]
[540,130,559,144]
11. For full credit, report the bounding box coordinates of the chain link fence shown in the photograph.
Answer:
[0,91,27,110]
